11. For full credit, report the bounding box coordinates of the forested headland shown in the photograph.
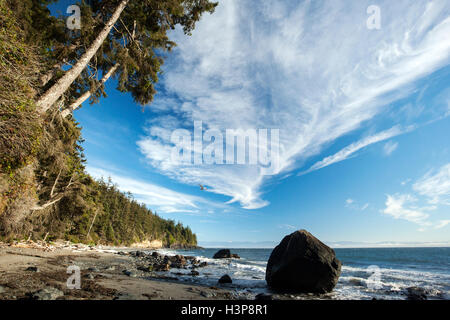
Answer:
[0,0,216,247]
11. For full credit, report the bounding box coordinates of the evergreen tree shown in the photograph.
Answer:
[0,0,206,246]
[35,0,218,114]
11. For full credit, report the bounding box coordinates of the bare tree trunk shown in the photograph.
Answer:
[36,0,129,114]
[86,209,99,240]
[61,63,120,118]
[50,169,62,198]
[31,195,64,211]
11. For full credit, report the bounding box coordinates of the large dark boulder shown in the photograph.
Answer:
[265,230,341,293]
[213,249,240,259]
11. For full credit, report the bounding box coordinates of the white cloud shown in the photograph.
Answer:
[383,141,399,156]
[382,163,450,229]
[301,127,405,175]
[435,220,450,229]
[278,224,297,231]
[139,0,450,209]
[401,179,412,186]
[86,166,223,214]
[383,194,430,225]
[346,198,370,211]
[413,163,450,205]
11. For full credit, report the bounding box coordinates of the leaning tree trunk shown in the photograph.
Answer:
[36,0,129,114]
[61,63,120,118]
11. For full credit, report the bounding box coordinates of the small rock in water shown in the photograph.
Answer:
[218,274,232,284]
[406,287,428,300]
[84,273,95,280]
[169,255,187,269]
[32,287,64,300]
[104,266,115,271]
[191,270,200,276]
[349,278,364,287]
[213,249,240,259]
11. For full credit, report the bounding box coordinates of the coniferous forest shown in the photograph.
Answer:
[0,0,216,246]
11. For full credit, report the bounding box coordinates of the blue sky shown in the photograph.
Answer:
[51,0,450,247]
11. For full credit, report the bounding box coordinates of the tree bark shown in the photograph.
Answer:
[61,63,120,118]
[86,209,99,240]
[36,0,129,113]
[49,169,62,198]
[31,195,64,211]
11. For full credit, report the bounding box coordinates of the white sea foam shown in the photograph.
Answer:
[151,248,449,300]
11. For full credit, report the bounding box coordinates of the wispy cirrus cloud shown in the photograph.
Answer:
[435,220,450,229]
[138,0,450,209]
[346,198,370,211]
[300,126,406,175]
[382,163,450,229]
[413,163,450,205]
[278,224,297,231]
[87,166,224,214]
[383,141,399,156]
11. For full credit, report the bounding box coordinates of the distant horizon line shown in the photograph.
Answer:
[199,245,450,249]
[198,240,450,249]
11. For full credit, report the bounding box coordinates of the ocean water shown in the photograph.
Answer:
[152,247,450,300]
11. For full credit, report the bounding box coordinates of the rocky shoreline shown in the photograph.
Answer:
[0,241,235,300]
[0,239,339,301]
[0,242,333,301]
[0,236,443,301]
